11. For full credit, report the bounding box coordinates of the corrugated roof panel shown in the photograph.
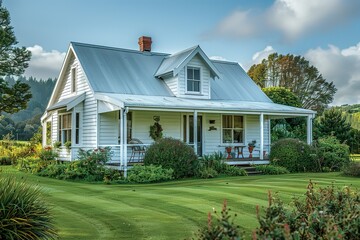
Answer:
[211,61,272,102]
[72,42,174,96]
[155,46,197,76]
[95,93,315,114]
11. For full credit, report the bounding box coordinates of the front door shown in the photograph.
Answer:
[183,115,202,156]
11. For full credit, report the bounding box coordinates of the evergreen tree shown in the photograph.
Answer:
[0,3,32,115]
[315,108,351,144]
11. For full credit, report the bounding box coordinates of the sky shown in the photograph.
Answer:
[5,0,360,106]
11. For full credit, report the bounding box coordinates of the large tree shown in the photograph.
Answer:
[315,108,351,144]
[0,3,31,115]
[248,53,336,112]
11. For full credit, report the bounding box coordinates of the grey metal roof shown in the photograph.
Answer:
[71,42,174,96]
[155,46,197,76]
[47,93,85,111]
[154,45,220,78]
[71,42,273,102]
[95,93,315,115]
[211,60,272,102]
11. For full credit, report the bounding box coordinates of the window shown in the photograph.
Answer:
[222,115,244,143]
[46,121,52,145]
[71,67,76,93]
[58,113,72,144]
[75,113,80,144]
[187,67,200,93]
[118,111,132,144]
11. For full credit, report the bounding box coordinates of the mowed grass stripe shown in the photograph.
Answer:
[2,167,360,239]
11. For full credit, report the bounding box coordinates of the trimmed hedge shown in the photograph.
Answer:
[143,138,199,179]
[255,164,290,175]
[270,138,318,172]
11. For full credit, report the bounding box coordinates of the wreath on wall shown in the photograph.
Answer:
[149,116,163,141]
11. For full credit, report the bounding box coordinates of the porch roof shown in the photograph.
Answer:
[47,93,86,111]
[95,93,316,116]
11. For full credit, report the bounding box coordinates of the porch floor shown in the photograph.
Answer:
[225,157,269,166]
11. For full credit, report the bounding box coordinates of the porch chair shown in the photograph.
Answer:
[129,138,146,162]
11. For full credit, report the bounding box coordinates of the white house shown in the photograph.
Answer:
[41,36,315,170]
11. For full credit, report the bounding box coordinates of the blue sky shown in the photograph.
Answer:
[5,0,360,105]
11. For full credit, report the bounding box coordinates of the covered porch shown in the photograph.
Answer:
[97,93,315,176]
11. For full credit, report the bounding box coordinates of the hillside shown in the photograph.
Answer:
[0,77,56,140]
[335,104,360,130]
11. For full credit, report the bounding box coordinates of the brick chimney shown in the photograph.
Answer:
[138,36,152,52]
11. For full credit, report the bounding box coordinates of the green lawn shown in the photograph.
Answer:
[1,166,360,239]
[351,154,360,161]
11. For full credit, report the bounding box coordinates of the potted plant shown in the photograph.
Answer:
[248,140,256,157]
[53,141,61,149]
[64,141,71,152]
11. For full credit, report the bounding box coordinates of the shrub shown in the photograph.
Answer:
[37,161,67,178]
[197,167,219,179]
[0,176,58,239]
[0,156,11,165]
[223,165,247,176]
[255,164,290,175]
[127,164,173,183]
[17,157,49,174]
[270,138,317,172]
[194,200,243,240]
[200,152,227,173]
[316,136,350,171]
[195,182,360,239]
[39,146,58,161]
[343,161,360,177]
[143,137,199,179]
[255,182,360,239]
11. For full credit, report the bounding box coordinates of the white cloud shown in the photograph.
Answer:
[305,42,360,105]
[252,46,275,64]
[209,56,228,61]
[241,45,275,71]
[24,45,65,80]
[210,0,360,41]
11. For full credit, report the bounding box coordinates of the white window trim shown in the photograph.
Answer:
[185,66,202,94]
[58,112,72,144]
[221,114,245,145]
[71,67,76,93]
[72,111,82,146]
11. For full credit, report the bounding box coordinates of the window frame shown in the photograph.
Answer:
[58,112,72,144]
[221,115,244,144]
[71,67,76,93]
[186,66,201,94]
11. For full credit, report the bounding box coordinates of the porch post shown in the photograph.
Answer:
[193,110,198,155]
[260,113,264,160]
[307,115,313,145]
[42,121,46,146]
[123,108,128,177]
[119,109,123,169]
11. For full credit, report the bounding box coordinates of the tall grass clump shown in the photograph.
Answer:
[0,176,58,239]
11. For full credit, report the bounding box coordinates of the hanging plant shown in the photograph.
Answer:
[149,120,163,141]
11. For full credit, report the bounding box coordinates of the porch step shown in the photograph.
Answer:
[233,165,263,175]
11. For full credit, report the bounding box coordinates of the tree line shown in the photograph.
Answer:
[0,76,56,140]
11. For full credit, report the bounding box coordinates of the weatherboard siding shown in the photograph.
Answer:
[132,111,181,143]
[99,111,119,145]
[177,54,211,99]
[203,113,222,155]
[164,75,178,96]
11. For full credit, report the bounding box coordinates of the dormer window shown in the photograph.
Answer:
[71,67,76,93]
[187,67,201,93]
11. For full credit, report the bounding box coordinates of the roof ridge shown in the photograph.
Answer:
[210,59,239,65]
[164,45,199,59]
[70,41,169,56]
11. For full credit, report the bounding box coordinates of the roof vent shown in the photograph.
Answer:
[138,36,152,52]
